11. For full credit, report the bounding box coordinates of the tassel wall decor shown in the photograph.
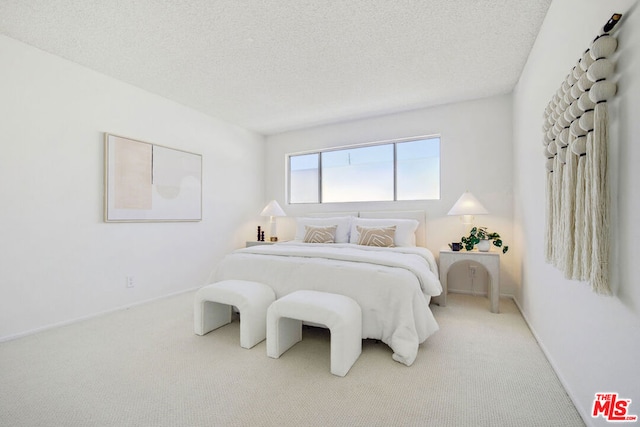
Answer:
[541,14,622,295]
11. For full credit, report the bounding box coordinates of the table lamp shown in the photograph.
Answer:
[260,200,286,242]
[447,191,488,228]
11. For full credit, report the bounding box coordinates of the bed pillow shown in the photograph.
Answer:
[356,225,396,247]
[294,216,353,243]
[349,217,419,247]
[303,225,337,243]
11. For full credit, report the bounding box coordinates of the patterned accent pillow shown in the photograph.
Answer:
[356,225,396,247]
[303,225,338,243]
[349,217,418,246]
[295,216,354,243]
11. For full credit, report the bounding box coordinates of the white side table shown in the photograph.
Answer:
[246,241,276,247]
[439,248,501,313]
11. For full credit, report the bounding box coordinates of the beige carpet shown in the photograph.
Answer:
[0,292,584,427]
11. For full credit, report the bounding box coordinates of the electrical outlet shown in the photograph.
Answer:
[126,276,135,288]
[468,265,477,278]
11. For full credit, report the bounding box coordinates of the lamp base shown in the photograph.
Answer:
[270,237,278,242]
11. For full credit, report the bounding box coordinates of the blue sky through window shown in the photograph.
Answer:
[289,137,439,203]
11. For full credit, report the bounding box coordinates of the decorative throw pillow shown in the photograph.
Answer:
[295,216,353,243]
[303,225,338,243]
[356,225,396,247]
[349,217,419,246]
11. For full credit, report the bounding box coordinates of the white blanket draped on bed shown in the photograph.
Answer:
[213,242,442,366]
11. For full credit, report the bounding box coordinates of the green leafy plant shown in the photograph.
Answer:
[460,226,509,253]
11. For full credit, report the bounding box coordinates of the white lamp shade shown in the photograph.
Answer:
[260,200,286,217]
[447,192,489,216]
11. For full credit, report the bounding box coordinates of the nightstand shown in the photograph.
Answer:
[246,241,276,247]
[439,248,501,313]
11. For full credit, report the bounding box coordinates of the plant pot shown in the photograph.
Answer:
[477,239,491,252]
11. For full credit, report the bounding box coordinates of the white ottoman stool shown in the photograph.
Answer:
[194,280,275,349]
[267,290,362,377]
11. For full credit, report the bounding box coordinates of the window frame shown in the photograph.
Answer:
[287,135,441,204]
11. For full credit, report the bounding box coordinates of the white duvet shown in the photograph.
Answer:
[213,241,442,366]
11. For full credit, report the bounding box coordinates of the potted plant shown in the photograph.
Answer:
[460,226,509,253]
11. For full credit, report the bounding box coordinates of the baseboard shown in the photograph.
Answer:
[510,296,591,427]
[447,289,515,300]
[0,286,201,344]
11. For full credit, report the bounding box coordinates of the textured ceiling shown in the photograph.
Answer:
[0,0,552,135]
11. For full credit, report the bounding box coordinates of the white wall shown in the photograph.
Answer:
[265,94,516,297]
[0,35,265,340]
[513,1,640,425]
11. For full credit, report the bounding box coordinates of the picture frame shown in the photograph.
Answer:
[104,133,202,222]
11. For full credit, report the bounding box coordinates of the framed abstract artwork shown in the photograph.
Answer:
[104,133,202,222]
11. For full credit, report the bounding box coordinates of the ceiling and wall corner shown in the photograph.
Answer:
[0,0,552,135]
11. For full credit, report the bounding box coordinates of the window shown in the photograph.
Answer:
[396,138,440,200]
[288,136,440,204]
[322,144,394,203]
[289,153,319,204]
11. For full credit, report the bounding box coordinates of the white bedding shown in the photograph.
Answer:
[213,241,442,366]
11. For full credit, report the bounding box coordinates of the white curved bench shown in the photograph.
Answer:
[266,290,362,377]
[194,280,275,349]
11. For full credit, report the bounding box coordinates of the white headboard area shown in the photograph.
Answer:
[305,210,427,248]
[305,211,359,218]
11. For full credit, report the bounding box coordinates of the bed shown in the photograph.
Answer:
[213,211,442,366]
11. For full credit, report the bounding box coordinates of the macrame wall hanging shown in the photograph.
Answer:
[542,13,623,296]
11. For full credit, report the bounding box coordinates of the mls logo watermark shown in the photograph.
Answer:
[592,393,637,422]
